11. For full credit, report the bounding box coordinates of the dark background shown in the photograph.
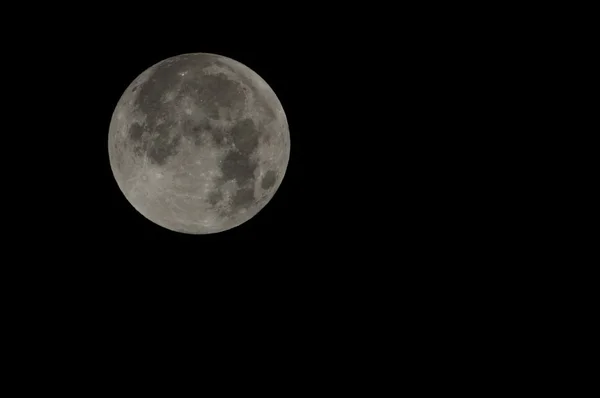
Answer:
[13,8,502,265]
[31,17,387,263]
[0,9,573,388]
[3,9,551,378]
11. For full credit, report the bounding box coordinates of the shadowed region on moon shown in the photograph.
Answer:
[108,52,290,234]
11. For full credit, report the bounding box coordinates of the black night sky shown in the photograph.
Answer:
[22,8,476,265]
[5,7,517,360]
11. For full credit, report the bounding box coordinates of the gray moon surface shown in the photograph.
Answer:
[108,53,290,234]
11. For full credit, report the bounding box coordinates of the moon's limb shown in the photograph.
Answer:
[108,52,290,234]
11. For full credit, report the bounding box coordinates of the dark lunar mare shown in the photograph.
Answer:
[128,55,219,166]
[213,59,277,121]
[129,123,144,141]
[261,170,277,190]
[217,118,263,213]
[180,74,246,120]
[178,72,247,149]
[232,187,255,209]
[207,190,223,206]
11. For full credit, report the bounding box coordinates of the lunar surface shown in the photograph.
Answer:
[108,53,290,234]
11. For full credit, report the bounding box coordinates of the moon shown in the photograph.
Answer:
[108,53,290,234]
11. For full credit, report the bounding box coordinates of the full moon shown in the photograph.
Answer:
[108,53,290,234]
